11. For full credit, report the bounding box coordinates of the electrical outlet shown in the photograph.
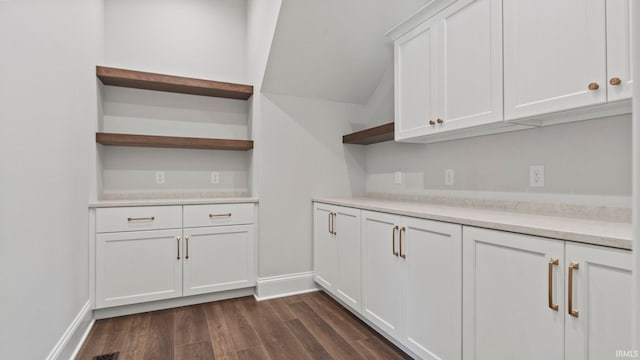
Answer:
[529,165,544,187]
[445,169,454,186]
[155,171,165,184]
[394,171,403,185]
[210,171,220,184]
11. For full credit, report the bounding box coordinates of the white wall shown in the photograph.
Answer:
[104,0,247,83]
[0,0,103,358]
[631,0,640,350]
[257,93,366,277]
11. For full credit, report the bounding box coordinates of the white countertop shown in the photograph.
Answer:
[313,197,632,250]
[89,197,259,208]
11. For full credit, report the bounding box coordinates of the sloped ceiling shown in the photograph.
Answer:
[262,0,432,104]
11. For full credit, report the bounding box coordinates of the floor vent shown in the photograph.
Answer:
[92,352,119,360]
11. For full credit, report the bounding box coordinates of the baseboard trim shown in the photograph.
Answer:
[94,287,255,319]
[254,271,319,301]
[46,300,94,360]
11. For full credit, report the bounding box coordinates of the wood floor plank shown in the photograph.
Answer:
[100,315,134,356]
[288,301,366,360]
[285,318,334,360]
[304,292,370,342]
[239,297,312,360]
[203,302,239,360]
[236,345,272,360]
[218,297,261,351]
[174,304,209,346]
[75,319,115,359]
[175,340,216,360]
[352,337,412,360]
[266,298,297,322]
[118,313,151,360]
[143,309,174,360]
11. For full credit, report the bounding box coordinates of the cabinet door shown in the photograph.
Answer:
[362,210,404,337]
[183,225,254,296]
[334,206,362,312]
[606,0,634,101]
[403,218,462,360]
[462,227,564,360]
[504,0,607,119]
[565,243,633,360]
[395,18,438,140]
[437,0,503,132]
[313,203,337,290]
[96,229,182,308]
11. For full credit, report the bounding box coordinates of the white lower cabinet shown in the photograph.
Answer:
[463,226,632,360]
[95,204,255,309]
[96,229,183,308]
[361,210,462,360]
[183,225,254,296]
[313,203,361,312]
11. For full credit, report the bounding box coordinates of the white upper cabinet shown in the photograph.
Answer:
[437,0,503,132]
[503,0,607,120]
[393,0,508,142]
[606,0,634,101]
[395,18,438,140]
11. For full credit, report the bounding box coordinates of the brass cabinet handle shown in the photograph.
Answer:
[568,262,580,317]
[392,225,399,256]
[610,77,622,86]
[548,258,559,311]
[127,216,155,222]
[399,227,406,259]
[176,236,181,260]
[436,118,443,124]
[429,120,436,126]
[185,236,190,259]
[333,213,337,235]
[328,212,332,234]
[209,213,232,218]
[329,212,336,235]
[588,82,600,90]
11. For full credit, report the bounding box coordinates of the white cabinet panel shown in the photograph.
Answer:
[504,0,607,119]
[438,0,503,131]
[313,204,337,290]
[334,206,362,312]
[183,203,254,228]
[565,243,633,360]
[463,227,564,360]
[96,205,182,233]
[96,229,183,308]
[606,0,634,101]
[395,18,438,140]
[183,225,254,296]
[362,210,404,337]
[404,217,462,360]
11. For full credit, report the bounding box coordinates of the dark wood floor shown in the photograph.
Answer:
[76,291,410,360]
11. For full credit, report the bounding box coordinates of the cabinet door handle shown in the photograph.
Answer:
[392,225,399,256]
[568,262,580,317]
[328,212,332,234]
[209,213,232,218]
[588,82,600,90]
[176,236,181,260]
[429,120,436,126]
[436,118,443,124]
[185,236,190,259]
[610,77,622,86]
[399,227,406,259]
[333,213,337,235]
[548,258,559,311]
[128,216,155,222]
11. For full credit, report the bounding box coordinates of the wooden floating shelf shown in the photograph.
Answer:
[96,133,254,151]
[96,66,254,100]
[342,122,395,145]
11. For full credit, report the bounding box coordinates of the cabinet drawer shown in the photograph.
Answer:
[183,203,254,228]
[96,206,182,233]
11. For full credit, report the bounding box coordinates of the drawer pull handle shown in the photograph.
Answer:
[176,236,181,260]
[185,236,190,259]
[209,213,232,218]
[127,216,155,222]
[392,225,399,256]
[568,262,580,318]
[399,227,406,259]
[548,258,559,311]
